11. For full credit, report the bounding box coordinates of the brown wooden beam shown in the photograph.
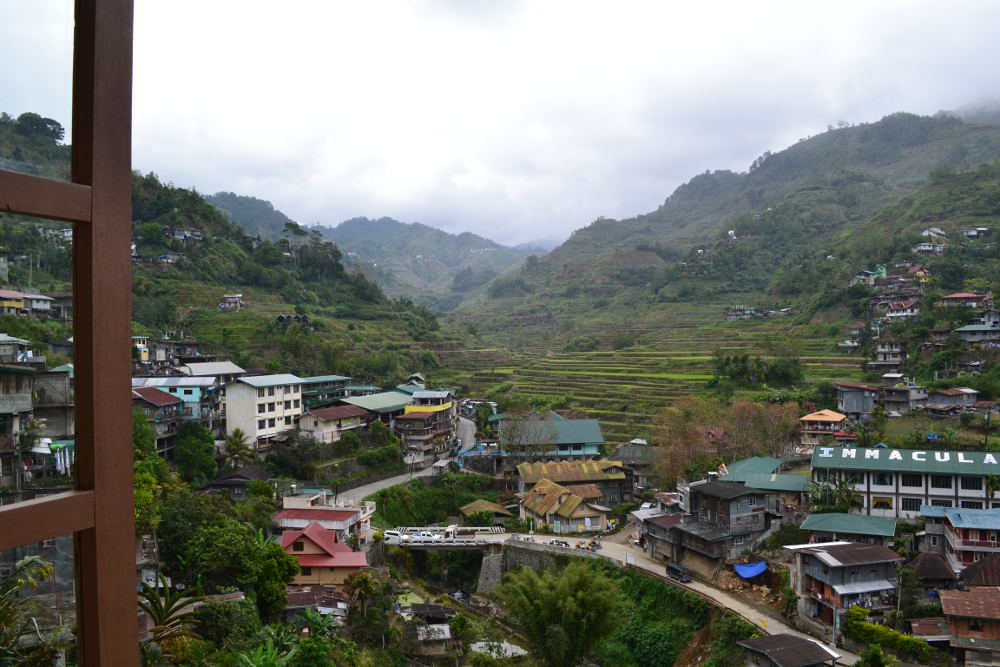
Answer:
[72,0,136,665]
[0,171,92,223]
[0,491,95,552]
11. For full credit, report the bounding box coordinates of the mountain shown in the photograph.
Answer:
[451,112,1000,348]
[205,191,298,240]
[319,217,540,310]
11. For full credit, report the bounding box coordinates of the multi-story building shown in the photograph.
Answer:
[798,410,849,446]
[812,446,1000,519]
[396,390,457,455]
[32,366,74,440]
[131,386,183,459]
[300,375,352,409]
[785,541,901,635]
[918,506,1000,572]
[223,374,304,447]
[132,376,222,432]
[834,383,878,419]
[180,360,246,384]
[516,459,629,505]
[676,481,777,562]
[275,488,376,544]
[939,587,1000,667]
[299,404,371,444]
[0,365,34,489]
[880,383,928,414]
[867,339,906,372]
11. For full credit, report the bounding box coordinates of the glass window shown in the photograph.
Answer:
[258,419,265,429]
[284,401,291,410]
[748,496,757,507]
[873,473,893,486]
[901,474,922,487]
[846,471,864,485]
[962,501,984,509]
[284,416,291,425]
[258,389,265,398]
[257,404,265,414]
[294,399,300,408]
[931,475,952,489]
[268,387,275,397]
[268,418,275,428]
[872,497,893,510]
[300,567,312,576]
[293,541,304,552]
[931,499,953,507]
[901,498,921,512]
[962,476,983,491]
[267,403,275,412]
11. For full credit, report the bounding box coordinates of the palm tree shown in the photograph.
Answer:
[222,428,254,470]
[348,570,379,616]
[137,574,205,644]
[234,638,297,667]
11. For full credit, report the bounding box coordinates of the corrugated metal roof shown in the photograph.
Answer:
[341,390,411,413]
[412,390,452,399]
[300,375,352,383]
[961,554,1000,586]
[906,552,957,581]
[941,587,1000,619]
[812,446,1000,475]
[741,473,810,492]
[693,481,767,500]
[132,376,218,388]
[800,513,896,537]
[238,374,303,388]
[833,579,894,595]
[306,405,370,422]
[181,361,245,376]
[806,542,902,567]
[945,507,1000,529]
[719,456,783,482]
[800,409,847,423]
[459,499,512,517]
[737,633,840,667]
[132,386,182,406]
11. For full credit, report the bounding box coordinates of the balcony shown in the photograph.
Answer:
[947,530,1000,552]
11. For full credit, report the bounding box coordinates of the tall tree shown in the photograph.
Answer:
[496,561,623,667]
[222,428,254,470]
[175,422,217,484]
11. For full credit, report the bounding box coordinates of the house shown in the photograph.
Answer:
[43,291,72,321]
[849,271,876,287]
[834,383,878,419]
[0,334,33,363]
[493,411,606,463]
[223,374,304,447]
[812,447,1000,519]
[799,513,896,546]
[132,376,222,430]
[459,499,513,525]
[913,242,946,255]
[798,410,849,446]
[940,587,1000,667]
[941,292,992,309]
[280,521,367,587]
[0,290,26,315]
[205,465,271,501]
[300,374,352,409]
[867,338,906,372]
[885,299,920,319]
[962,227,991,239]
[414,624,457,658]
[926,388,980,418]
[676,481,776,562]
[608,442,662,490]
[299,404,370,444]
[741,473,811,509]
[132,386,183,459]
[929,326,953,343]
[908,265,932,283]
[637,512,685,562]
[922,226,948,238]
[981,311,1000,327]
[879,382,928,414]
[956,325,1000,346]
[784,541,902,635]
[163,226,203,242]
[736,633,839,667]
[518,478,610,534]
[960,553,1000,588]
[906,551,958,591]
[340,383,423,424]
[33,366,75,440]
[23,294,53,316]
[937,507,1000,572]
[275,489,375,544]
[516,459,629,505]
[0,365,35,488]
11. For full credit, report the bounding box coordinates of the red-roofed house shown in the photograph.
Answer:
[275,490,376,544]
[281,522,368,586]
[886,299,920,319]
[132,386,183,458]
[298,404,371,443]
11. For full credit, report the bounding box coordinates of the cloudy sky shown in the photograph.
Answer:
[5,1,1000,247]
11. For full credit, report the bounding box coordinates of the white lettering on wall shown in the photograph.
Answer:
[865,450,880,459]
[986,454,999,465]
[959,453,973,463]
[889,450,902,461]
[913,451,926,462]
[819,448,834,458]
[935,452,951,462]
[842,449,856,459]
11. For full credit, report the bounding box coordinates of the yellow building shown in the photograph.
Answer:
[281,521,367,587]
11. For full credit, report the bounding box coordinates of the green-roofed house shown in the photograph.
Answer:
[800,513,897,546]
[340,389,413,422]
[494,411,605,463]
[719,456,784,482]
[300,374,352,408]
[741,473,811,508]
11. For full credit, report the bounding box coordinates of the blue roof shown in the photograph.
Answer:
[943,507,1000,529]
[919,505,948,518]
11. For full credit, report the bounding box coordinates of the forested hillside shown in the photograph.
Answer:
[0,113,462,386]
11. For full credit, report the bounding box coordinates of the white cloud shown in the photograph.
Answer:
[6,1,1000,244]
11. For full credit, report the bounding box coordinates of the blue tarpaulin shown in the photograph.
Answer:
[733,561,767,579]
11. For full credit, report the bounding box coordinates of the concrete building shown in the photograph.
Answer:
[223,374,303,447]
[676,481,777,562]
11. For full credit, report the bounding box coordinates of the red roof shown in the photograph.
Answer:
[943,292,986,299]
[941,587,1000,619]
[889,300,918,309]
[281,522,368,568]
[276,508,357,522]
[306,405,370,422]
[0,289,24,299]
[132,386,182,407]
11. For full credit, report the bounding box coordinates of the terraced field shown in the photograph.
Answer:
[444,304,866,445]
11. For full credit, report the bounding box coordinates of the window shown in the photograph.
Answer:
[931,499,953,507]
[268,418,276,428]
[751,514,759,525]
[266,402,274,412]
[846,471,864,485]
[962,476,983,491]
[258,389,265,398]
[748,496,757,507]
[300,567,312,576]
[873,473,893,486]
[293,541,304,552]
[284,400,291,410]
[183,389,192,395]
[268,387,275,396]
[901,474,922,487]
[294,399,300,408]
[962,501,984,509]
[285,416,292,425]
[733,535,745,545]
[736,501,743,511]
[901,498,922,512]
[257,404,265,414]
[931,475,952,489]
[971,619,984,631]
[258,419,266,430]
[931,536,939,546]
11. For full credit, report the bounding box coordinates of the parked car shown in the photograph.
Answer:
[383,530,408,543]
[665,562,692,583]
[412,532,441,540]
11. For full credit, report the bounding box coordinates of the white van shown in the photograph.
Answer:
[383,530,408,544]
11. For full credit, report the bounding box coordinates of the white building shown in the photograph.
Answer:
[224,374,304,447]
[812,446,1000,520]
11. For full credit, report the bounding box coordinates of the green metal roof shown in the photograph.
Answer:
[341,390,411,413]
[300,375,351,384]
[801,512,896,537]
[720,456,783,482]
[741,473,810,492]
[812,446,1000,475]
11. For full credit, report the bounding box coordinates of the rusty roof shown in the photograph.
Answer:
[736,633,840,666]
[132,386,182,407]
[803,542,902,566]
[961,554,1000,586]
[565,483,602,499]
[459,499,513,517]
[306,404,370,422]
[941,587,1000,619]
[517,459,625,484]
[906,552,957,582]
